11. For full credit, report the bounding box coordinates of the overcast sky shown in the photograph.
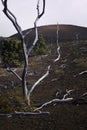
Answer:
[0,0,87,37]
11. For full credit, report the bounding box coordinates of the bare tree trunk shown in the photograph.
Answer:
[1,0,45,103]
[1,0,28,98]
[21,38,28,98]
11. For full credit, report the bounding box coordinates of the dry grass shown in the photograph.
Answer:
[0,40,87,130]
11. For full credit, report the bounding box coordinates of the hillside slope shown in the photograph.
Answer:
[0,24,87,130]
[0,39,87,130]
[11,24,87,44]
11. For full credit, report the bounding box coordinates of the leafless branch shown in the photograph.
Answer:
[54,23,60,62]
[28,0,45,56]
[24,29,33,38]
[1,0,22,37]
[6,67,22,81]
[63,89,74,99]
[34,90,87,111]
[80,92,87,98]
[28,65,51,105]
[74,70,87,77]
[79,70,87,75]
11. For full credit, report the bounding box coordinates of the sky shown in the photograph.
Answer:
[0,0,87,37]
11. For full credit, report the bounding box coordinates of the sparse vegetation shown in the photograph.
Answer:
[0,0,87,129]
[0,40,87,111]
[0,39,87,129]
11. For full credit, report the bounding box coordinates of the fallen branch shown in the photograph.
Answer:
[0,111,49,117]
[34,90,87,111]
[34,97,87,111]
[34,98,73,111]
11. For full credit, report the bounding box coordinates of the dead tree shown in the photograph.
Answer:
[1,0,45,105]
